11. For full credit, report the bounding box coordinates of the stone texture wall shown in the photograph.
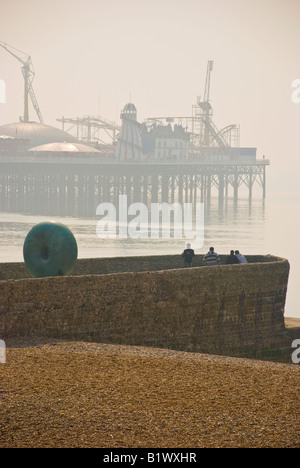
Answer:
[0,255,291,361]
[0,254,284,279]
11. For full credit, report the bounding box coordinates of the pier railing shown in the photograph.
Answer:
[0,153,270,166]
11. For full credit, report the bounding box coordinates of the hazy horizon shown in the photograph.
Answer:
[0,0,300,193]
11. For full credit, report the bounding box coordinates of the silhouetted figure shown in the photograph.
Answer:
[203,247,221,266]
[182,243,195,267]
[226,250,240,264]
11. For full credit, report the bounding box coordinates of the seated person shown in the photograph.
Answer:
[226,250,240,264]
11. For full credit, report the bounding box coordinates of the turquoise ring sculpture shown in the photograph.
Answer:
[23,222,78,278]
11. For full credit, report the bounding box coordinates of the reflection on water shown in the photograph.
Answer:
[0,196,267,259]
[203,197,266,253]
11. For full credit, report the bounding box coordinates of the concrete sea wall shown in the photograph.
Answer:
[0,255,291,361]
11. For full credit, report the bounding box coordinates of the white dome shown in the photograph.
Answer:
[0,122,77,148]
[29,142,101,153]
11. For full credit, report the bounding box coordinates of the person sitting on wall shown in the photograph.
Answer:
[235,250,248,263]
[203,247,221,266]
[226,250,240,264]
[182,243,195,268]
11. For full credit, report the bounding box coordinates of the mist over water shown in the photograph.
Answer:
[1,189,299,318]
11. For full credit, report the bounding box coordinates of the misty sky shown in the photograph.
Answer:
[0,0,300,192]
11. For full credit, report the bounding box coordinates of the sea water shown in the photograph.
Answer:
[0,190,299,318]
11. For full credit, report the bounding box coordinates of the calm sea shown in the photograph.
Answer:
[0,189,299,318]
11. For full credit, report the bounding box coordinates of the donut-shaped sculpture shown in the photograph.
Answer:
[23,222,78,278]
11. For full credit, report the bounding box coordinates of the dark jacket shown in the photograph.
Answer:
[182,249,195,264]
[226,254,240,264]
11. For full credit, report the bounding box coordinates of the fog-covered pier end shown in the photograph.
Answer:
[0,91,269,217]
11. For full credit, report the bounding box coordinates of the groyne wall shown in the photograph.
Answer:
[0,255,291,361]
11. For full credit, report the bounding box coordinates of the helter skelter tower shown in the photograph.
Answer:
[116,103,143,161]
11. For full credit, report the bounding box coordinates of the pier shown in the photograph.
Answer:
[0,58,270,217]
[0,155,269,217]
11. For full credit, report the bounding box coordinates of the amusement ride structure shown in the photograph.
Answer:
[0,43,270,216]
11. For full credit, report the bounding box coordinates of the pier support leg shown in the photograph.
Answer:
[171,175,175,203]
[200,175,204,203]
[218,173,224,207]
[178,174,183,204]
[234,173,239,201]
[151,175,158,203]
[225,174,228,197]
[249,173,253,202]
[207,175,211,206]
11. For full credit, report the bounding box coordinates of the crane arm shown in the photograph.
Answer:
[28,82,44,124]
[0,40,43,124]
[203,60,214,103]
[0,41,28,66]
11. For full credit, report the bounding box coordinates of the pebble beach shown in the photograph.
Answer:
[1,334,299,448]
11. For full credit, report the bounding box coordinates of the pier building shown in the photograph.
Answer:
[116,103,143,162]
[0,57,270,217]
